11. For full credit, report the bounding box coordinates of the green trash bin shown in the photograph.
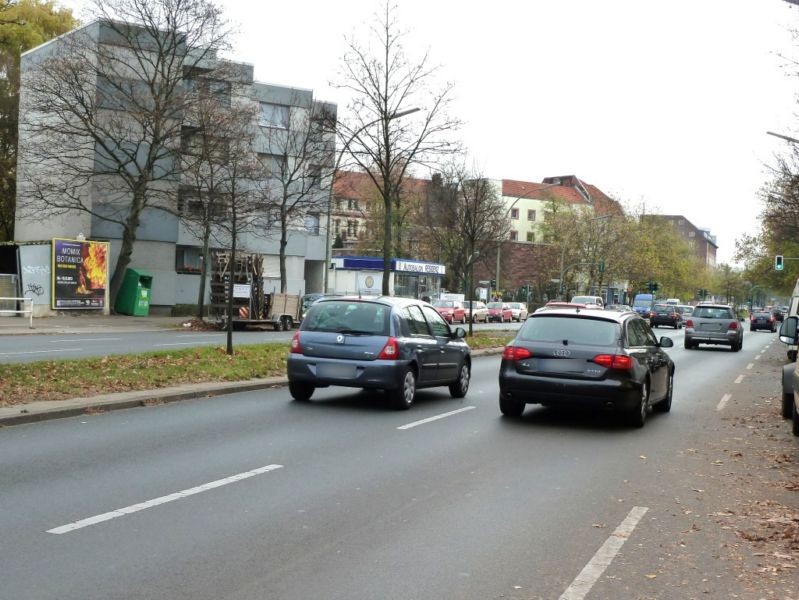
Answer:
[114,268,153,316]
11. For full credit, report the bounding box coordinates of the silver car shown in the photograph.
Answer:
[684,303,743,351]
[287,296,471,409]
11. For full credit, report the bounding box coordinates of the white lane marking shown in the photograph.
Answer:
[397,406,476,430]
[47,464,283,535]
[153,341,218,347]
[717,393,732,411]
[755,355,761,360]
[558,506,649,600]
[746,363,754,370]
[0,348,81,357]
[734,375,744,384]
[48,338,122,343]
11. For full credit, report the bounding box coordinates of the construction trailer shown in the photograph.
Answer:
[209,251,300,330]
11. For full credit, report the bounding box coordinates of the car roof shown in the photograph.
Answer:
[315,295,422,308]
[530,306,637,323]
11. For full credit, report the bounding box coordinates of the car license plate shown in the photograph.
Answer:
[318,363,356,379]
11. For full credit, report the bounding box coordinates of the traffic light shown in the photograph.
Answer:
[775,255,784,271]
[490,279,496,289]
[598,259,605,273]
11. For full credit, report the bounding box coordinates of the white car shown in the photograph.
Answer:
[507,302,528,322]
[570,295,604,309]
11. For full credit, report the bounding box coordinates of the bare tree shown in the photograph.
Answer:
[336,1,460,295]
[255,96,335,293]
[178,67,257,319]
[16,0,229,306]
[424,164,508,289]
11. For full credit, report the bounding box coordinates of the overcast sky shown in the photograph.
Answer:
[60,0,799,264]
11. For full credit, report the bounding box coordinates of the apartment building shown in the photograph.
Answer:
[11,19,335,315]
[644,214,718,267]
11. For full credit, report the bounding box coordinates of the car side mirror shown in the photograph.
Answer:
[453,326,466,339]
[659,336,674,348]
[779,315,798,345]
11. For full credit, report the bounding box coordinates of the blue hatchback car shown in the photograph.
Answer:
[287,296,471,409]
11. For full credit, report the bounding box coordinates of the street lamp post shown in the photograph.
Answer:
[466,250,480,337]
[323,108,420,293]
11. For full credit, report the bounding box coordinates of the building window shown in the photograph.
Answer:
[258,153,286,179]
[526,231,535,242]
[305,213,320,235]
[335,199,342,211]
[688,231,695,238]
[511,208,519,220]
[348,199,359,211]
[176,245,205,274]
[307,165,322,188]
[258,102,289,129]
[347,220,358,237]
[510,230,518,241]
[527,209,536,221]
[334,219,341,234]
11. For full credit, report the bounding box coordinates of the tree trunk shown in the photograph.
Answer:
[279,212,288,294]
[196,221,212,319]
[382,194,392,296]
[109,193,144,310]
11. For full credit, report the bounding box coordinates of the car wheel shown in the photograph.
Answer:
[499,395,525,417]
[789,350,797,362]
[782,391,794,419]
[390,368,416,410]
[733,340,742,352]
[793,401,799,436]
[289,382,314,401]
[449,362,471,398]
[749,326,754,332]
[684,340,694,349]
[628,380,649,428]
[654,370,673,413]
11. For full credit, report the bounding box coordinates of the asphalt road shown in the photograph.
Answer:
[0,330,781,599]
[0,321,523,363]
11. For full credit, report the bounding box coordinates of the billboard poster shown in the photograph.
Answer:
[51,239,109,309]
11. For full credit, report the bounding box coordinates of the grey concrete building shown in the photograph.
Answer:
[10,19,335,316]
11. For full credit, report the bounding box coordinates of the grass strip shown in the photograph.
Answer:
[0,331,514,407]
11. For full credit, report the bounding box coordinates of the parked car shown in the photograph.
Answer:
[486,302,513,322]
[464,300,488,323]
[684,303,743,351]
[287,296,471,410]
[649,303,683,329]
[778,315,799,434]
[498,306,675,427]
[750,310,777,332]
[570,295,604,308]
[605,304,633,312]
[432,299,466,324]
[507,302,529,322]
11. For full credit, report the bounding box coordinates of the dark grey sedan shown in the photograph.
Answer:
[287,296,471,409]
[498,307,675,427]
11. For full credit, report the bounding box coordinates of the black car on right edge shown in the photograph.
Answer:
[498,307,675,427]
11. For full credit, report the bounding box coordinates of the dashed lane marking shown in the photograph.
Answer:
[717,393,732,411]
[734,375,744,384]
[397,406,476,430]
[558,506,649,600]
[47,464,284,535]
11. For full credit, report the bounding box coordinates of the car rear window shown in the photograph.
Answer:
[517,315,620,346]
[302,300,390,334]
[693,307,733,319]
[487,302,503,309]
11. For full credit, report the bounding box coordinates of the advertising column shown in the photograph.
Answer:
[52,238,109,310]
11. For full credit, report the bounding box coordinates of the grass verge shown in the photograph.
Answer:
[0,331,514,407]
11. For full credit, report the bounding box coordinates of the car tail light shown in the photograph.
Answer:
[377,337,400,359]
[290,331,303,354]
[649,311,656,318]
[592,354,633,370]
[502,346,532,361]
[769,315,775,322]
[750,314,755,321]
[728,321,739,331]
[685,319,694,328]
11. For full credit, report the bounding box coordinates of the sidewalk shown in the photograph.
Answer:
[0,312,192,336]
